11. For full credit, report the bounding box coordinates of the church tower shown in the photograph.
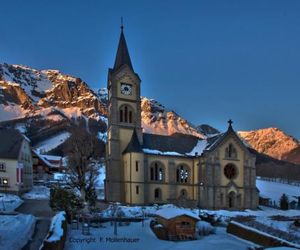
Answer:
[105,24,142,202]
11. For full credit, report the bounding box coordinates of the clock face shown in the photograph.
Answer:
[120,83,132,95]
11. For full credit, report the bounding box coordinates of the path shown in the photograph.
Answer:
[16,199,55,250]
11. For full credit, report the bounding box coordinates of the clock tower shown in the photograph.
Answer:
[105,25,142,202]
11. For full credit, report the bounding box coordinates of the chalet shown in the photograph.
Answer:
[154,207,199,241]
[0,128,33,194]
[32,150,64,182]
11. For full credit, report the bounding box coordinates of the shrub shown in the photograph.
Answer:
[50,186,84,222]
[196,221,215,236]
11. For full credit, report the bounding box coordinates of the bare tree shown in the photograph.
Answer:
[63,127,105,203]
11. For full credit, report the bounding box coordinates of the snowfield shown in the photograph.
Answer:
[34,131,71,153]
[65,220,256,250]
[257,179,300,204]
[0,214,36,250]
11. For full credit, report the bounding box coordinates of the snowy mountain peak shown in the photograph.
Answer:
[238,127,300,162]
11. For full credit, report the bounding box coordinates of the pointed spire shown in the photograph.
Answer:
[113,20,134,72]
[123,129,143,154]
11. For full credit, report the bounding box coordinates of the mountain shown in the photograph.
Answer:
[0,63,204,153]
[1,63,300,172]
[0,63,107,121]
[141,97,204,138]
[238,128,300,165]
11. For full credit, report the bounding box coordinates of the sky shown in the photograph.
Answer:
[1,0,300,138]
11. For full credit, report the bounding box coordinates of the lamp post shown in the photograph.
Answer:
[2,179,8,211]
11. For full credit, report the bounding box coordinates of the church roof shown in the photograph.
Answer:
[113,27,134,72]
[123,129,143,154]
[142,133,201,156]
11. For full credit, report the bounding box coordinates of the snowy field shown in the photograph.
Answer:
[257,179,300,203]
[22,185,50,200]
[0,193,23,212]
[0,214,36,250]
[65,220,256,250]
[34,131,71,153]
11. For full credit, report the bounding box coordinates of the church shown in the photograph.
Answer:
[105,26,258,210]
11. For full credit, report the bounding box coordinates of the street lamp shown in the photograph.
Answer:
[2,179,8,211]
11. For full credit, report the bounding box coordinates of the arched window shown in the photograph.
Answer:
[180,189,188,198]
[176,165,190,183]
[154,188,162,200]
[150,162,164,182]
[119,105,134,124]
[225,143,237,159]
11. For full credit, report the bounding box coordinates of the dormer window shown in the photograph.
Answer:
[0,163,6,172]
[225,143,237,159]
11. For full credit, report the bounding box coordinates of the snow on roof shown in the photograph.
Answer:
[143,139,207,157]
[43,155,62,161]
[33,150,62,168]
[143,148,183,156]
[187,139,207,156]
[155,207,199,220]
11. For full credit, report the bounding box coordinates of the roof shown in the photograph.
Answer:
[32,150,62,168]
[143,133,200,155]
[123,130,143,154]
[155,207,199,220]
[0,128,26,159]
[113,28,133,72]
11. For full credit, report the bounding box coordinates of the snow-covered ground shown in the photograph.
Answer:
[96,164,105,200]
[34,131,71,153]
[0,193,23,212]
[65,221,255,250]
[257,179,300,204]
[0,214,36,250]
[22,185,50,200]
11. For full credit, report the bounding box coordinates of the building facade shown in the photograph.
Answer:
[0,128,33,194]
[105,27,258,210]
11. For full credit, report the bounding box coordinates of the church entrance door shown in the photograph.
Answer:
[228,191,236,209]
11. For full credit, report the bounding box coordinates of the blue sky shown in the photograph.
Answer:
[2,0,300,137]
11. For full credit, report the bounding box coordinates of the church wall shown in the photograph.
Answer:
[123,152,145,204]
[145,154,197,204]
[218,138,245,187]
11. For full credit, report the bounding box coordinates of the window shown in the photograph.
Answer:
[154,188,162,200]
[0,162,6,172]
[136,161,139,172]
[119,105,134,124]
[180,221,191,228]
[180,189,188,198]
[136,185,139,195]
[176,165,190,183]
[224,164,238,180]
[150,162,164,181]
[225,144,237,159]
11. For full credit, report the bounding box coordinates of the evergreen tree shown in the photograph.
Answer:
[279,193,289,210]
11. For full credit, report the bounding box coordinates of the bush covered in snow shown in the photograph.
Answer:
[41,211,67,250]
[196,221,215,236]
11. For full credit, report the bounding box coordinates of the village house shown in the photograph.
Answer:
[32,150,64,183]
[0,128,33,194]
[153,207,200,241]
